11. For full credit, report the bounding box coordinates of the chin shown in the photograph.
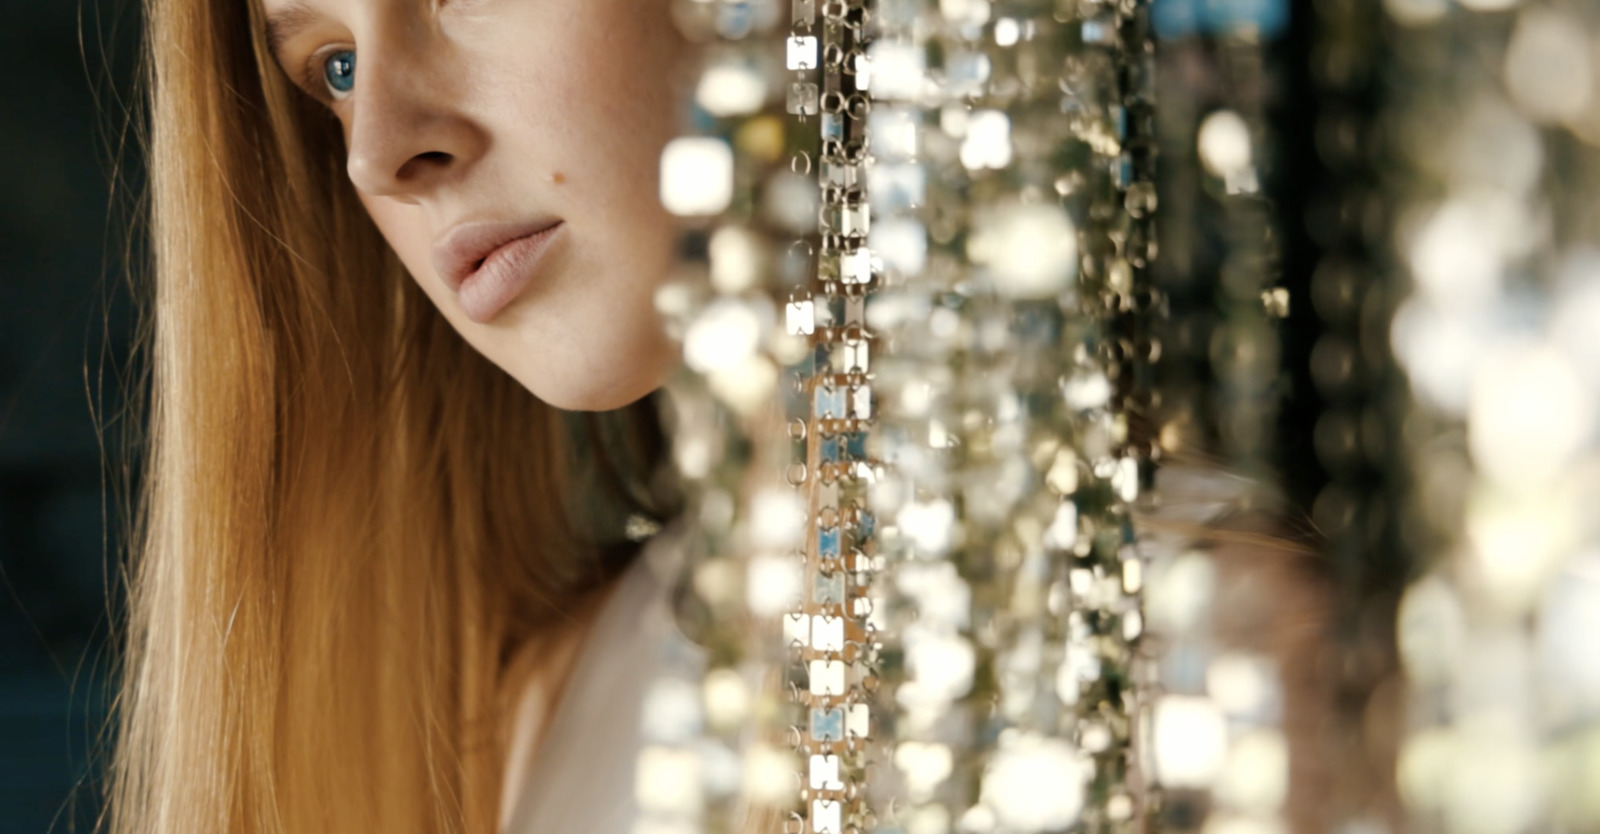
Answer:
[513,349,679,413]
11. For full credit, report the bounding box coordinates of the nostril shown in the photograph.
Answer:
[395,150,455,184]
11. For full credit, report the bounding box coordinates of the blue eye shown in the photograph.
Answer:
[322,50,356,97]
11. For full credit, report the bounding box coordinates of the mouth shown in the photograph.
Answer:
[433,219,565,323]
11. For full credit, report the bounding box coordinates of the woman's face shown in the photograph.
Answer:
[261,0,690,411]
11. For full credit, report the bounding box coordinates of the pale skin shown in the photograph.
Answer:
[261,0,693,411]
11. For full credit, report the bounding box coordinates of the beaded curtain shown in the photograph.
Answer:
[629,1,1600,834]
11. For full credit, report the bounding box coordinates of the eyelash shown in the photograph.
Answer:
[300,45,356,102]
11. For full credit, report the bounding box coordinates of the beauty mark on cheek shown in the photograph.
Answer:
[551,171,567,185]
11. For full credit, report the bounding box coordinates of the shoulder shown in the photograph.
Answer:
[499,526,703,834]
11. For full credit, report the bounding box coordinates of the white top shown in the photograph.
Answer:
[499,528,699,834]
[494,465,1246,834]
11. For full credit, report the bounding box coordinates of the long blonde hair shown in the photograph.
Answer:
[110,0,664,831]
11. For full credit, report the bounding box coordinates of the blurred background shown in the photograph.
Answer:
[0,1,140,831]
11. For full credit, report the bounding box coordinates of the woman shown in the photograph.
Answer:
[114,0,704,831]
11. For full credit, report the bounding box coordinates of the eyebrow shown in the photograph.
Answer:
[263,1,320,66]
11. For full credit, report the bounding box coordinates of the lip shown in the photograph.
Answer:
[432,219,565,323]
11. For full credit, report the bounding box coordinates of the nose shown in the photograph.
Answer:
[344,41,485,201]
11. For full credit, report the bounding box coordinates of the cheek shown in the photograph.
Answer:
[497,0,688,194]
[361,196,451,307]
